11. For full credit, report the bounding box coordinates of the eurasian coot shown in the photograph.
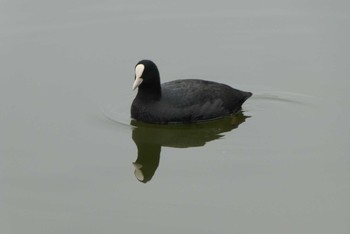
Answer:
[131,60,252,124]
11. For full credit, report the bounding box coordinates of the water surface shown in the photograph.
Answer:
[1,1,349,233]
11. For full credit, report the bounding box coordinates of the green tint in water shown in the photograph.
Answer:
[130,112,249,182]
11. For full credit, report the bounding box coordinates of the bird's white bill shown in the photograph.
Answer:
[132,76,143,90]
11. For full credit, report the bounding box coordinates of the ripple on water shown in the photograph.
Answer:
[247,88,329,116]
[101,87,330,129]
[102,87,340,184]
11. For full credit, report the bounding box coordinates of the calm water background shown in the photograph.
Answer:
[1,0,349,233]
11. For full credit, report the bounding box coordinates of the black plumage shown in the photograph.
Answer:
[131,60,252,124]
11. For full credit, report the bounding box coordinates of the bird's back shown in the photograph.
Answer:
[157,79,251,122]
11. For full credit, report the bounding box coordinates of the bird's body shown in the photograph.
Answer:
[131,60,252,124]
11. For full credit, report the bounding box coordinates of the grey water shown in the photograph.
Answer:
[1,1,349,233]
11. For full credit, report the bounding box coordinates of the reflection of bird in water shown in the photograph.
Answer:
[131,112,250,183]
[133,142,161,183]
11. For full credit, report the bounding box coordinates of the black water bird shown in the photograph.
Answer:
[131,60,252,124]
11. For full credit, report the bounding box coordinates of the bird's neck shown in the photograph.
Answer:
[137,83,162,101]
